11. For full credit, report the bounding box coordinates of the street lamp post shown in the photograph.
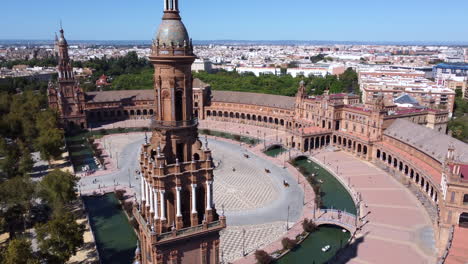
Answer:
[286,205,290,230]
[303,182,306,205]
[242,228,246,256]
[128,168,131,188]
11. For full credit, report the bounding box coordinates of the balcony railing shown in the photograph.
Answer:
[151,117,198,129]
[157,220,224,242]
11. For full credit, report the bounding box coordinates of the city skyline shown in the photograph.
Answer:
[1,0,468,42]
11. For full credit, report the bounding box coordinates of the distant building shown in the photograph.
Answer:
[191,58,213,73]
[95,74,110,89]
[433,63,468,85]
[359,68,456,115]
[287,64,345,77]
[235,66,280,76]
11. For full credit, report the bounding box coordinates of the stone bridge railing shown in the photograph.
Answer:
[314,209,359,233]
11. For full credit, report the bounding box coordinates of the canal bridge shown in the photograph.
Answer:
[314,209,359,233]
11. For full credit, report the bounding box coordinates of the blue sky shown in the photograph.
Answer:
[1,0,468,41]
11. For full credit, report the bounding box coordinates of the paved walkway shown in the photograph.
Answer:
[198,120,439,264]
[314,150,437,264]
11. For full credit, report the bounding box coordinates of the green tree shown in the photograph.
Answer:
[18,141,34,176]
[38,170,78,210]
[35,110,64,162]
[1,238,39,264]
[36,212,84,264]
[0,176,35,237]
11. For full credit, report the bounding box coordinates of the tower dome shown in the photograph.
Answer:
[156,19,189,47]
[58,28,67,45]
[155,0,189,47]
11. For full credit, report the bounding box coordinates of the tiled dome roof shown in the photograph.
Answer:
[156,19,189,47]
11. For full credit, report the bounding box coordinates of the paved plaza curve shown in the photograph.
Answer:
[78,132,303,263]
[79,120,439,263]
[314,150,437,264]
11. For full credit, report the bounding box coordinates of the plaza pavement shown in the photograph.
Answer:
[78,132,307,263]
[309,150,437,264]
[81,120,439,263]
[201,120,439,264]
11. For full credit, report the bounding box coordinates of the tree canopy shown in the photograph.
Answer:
[1,238,39,264]
[36,212,84,264]
[38,169,78,211]
[448,95,468,142]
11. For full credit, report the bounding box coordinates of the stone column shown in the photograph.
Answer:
[158,190,166,233]
[206,181,212,210]
[191,184,197,213]
[176,187,183,229]
[149,186,154,213]
[153,189,159,220]
[205,181,214,222]
[176,187,182,217]
[159,190,166,220]
[141,176,146,202]
[190,184,198,226]
[146,181,152,213]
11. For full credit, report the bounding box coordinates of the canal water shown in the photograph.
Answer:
[199,129,260,145]
[264,145,287,157]
[277,156,356,263]
[294,157,356,214]
[83,193,137,264]
[278,225,351,264]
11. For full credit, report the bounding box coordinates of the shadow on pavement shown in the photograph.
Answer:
[331,232,368,264]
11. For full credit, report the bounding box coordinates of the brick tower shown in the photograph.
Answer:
[134,1,225,263]
[47,27,87,130]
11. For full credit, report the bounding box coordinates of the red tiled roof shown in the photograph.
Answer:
[301,126,329,135]
[378,141,442,184]
[445,227,468,264]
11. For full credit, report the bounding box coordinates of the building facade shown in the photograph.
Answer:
[47,28,87,130]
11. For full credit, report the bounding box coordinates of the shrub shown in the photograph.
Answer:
[99,129,108,135]
[302,218,318,233]
[123,201,134,217]
[115,189,127,200]
[254,250,274,264]
[117,127,124,132]
[281,237,297,250]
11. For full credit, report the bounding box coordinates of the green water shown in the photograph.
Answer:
[83,193,137,264]
[264,145,287,157]
[66,134,97,172]
[294,158,356,214]
[278,225,351,264]
[199,129,260,145]
[277,158,356,263]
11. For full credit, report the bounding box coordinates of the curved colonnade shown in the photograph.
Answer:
[201,95,468,262]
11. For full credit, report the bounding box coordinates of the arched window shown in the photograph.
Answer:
[464,194,468,205]
[175,90,183,121]
[460,212,468,228]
